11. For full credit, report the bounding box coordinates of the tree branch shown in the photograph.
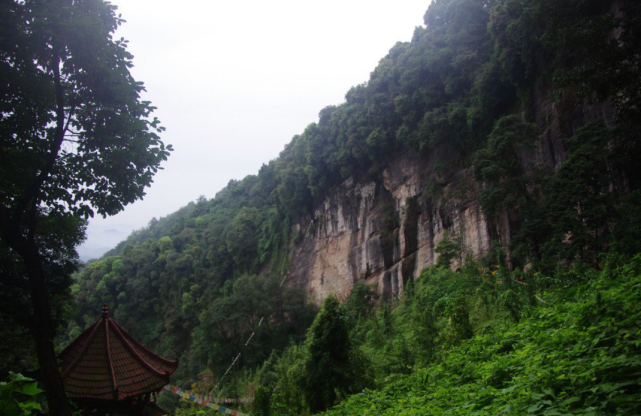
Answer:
[63,105,75,136]
[12,49,67,227]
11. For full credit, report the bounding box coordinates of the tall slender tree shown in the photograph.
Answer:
[0,1,171,415]
[302,294,370,412]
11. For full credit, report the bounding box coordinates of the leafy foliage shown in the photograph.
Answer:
[65,0,641,413]
[434,232,462,268]
[1,1,170,413]
[0,373,44,416]
[302,295,372,413]
[322,256,641,415]
[473,115,538,218]
[542,120,617,263]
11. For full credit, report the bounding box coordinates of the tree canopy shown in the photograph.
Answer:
[47,0,641,413]
[0,1,170,414]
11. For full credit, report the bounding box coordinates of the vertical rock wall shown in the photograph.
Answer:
[286,151,492,303]
[285,88,616,303]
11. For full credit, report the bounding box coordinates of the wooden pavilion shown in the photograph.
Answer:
[58,304,179,416]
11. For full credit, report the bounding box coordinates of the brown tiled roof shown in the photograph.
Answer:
[59,304,178,401]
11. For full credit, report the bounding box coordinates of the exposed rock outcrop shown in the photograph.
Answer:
[287,150,490,303]
[286,89,615,303]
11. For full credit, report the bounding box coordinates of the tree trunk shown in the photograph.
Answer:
[24,248,73,416]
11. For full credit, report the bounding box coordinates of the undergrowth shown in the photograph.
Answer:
[320,256,641,415]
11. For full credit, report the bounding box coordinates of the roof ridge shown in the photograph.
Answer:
[108,318,169,378]
[58,318,95,359]
[104,317,119,399]
[59,305,178,401]
[61,319,102,380]
[117,323,179,367]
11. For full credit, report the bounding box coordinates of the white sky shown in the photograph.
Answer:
[78,0,430,260]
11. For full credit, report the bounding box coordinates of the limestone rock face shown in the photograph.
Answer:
[287,150,491,303]
[285,89,614,303]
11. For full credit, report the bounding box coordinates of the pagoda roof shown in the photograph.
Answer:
[59,304,178,401]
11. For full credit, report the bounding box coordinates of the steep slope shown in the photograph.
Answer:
[69,0,641,384]
[320,256,641,416]
[286,86,617,302]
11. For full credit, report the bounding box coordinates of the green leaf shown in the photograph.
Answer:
[18,382,43,397]
[18,401,42,411]
[561,397,580,406]
[7,373,32,383]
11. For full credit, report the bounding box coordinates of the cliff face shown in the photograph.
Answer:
[287,150,490,303]
[287,92,615,303]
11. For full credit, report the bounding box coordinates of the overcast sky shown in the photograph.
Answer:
[78,0,431,260]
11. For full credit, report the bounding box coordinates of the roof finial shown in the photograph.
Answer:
[102,303,109,318]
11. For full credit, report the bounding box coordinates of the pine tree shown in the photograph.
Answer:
[301,294,368,412]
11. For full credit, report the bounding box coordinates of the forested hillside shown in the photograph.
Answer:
[55,0,641,413]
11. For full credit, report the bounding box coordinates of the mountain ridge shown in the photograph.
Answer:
[69,0,641,389]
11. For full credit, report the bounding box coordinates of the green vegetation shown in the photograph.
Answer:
[301,295,371,412]
[322,257,641,415]
[435,232,463,268]
[62,0,640,387]
[60,0,641,412]
[243,295,373,415]
[174,256,641,415]
[2,0,641,414]
[0,0,170,414]
[0,373,45,416]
